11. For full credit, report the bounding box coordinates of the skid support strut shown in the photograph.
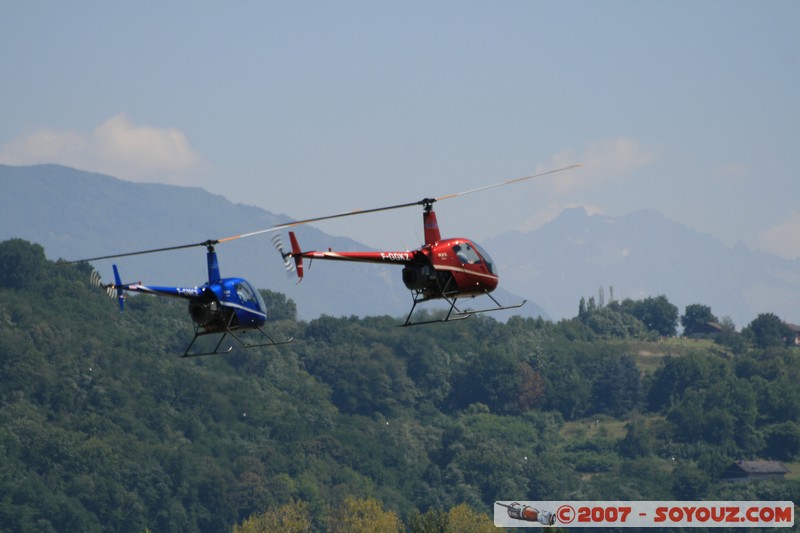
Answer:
[182,312,293,357]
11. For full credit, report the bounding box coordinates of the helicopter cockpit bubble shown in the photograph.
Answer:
[242,280,268,316]
[452,243,481,264]
[472,242,495,274]
[235,280,258,305]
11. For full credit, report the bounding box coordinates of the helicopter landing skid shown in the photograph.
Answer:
[459,291,527,316]
[400,297,472,327]
[182,325,293,357]
[401,275,470,326]
[400,290,526,327]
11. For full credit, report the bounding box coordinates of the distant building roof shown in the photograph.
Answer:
[723,460,789,482]
[784,323,800,333]
[734,460,789,474]
[685,321,724,338]
[784,323,800,345]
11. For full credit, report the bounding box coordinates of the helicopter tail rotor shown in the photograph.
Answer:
[272,232,303,279]
[90,268,116,299]
[111,265,125,312]
[271,234,296,277]
[90,266,125,311]
[288,232,304,281]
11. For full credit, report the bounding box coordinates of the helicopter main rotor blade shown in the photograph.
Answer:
[435,164,581,202]
[217,201,424,243]
[65,240,217,264]
[218,164,581,242]
[66,164,580,263]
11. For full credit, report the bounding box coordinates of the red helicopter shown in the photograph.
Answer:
[277,164,580,326]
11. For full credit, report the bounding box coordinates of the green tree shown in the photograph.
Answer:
[0,239,46,290]
[514,362,545,411]
[586,457,672,500]
[259,289,297,321]
[647,353,728,412]
[407,507,448,533]
[591,354,641,416]
[715,316,746,353]
[743,313,794,348]
[407,504,495,533]
[449,347,523,414]
[623,295,679,337]
[671,462,710,499]
[233,501,312,533]
[760,376,800,423]
[328,497,403,533]
[618,415,656,458]
[580,307,650,339]
[681,304,718,336]
[446,504,495,533]
[578,296,587,319]
[763,422,800,461]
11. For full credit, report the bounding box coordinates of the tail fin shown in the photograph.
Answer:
[288,231,304,281]
[112,264,125,312]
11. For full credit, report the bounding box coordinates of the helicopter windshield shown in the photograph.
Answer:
[235,281,264,310]
[452,243,482,265]
[472,242,495,274]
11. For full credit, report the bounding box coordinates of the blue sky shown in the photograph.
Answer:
[2,1,798,257]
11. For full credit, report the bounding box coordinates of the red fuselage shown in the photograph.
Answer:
[285,204,522,325]
[294,226,499,301]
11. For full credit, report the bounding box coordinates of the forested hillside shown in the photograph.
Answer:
[1,238,799,532]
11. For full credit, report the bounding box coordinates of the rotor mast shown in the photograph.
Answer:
[421,199,441,245]
[205,241,221,284]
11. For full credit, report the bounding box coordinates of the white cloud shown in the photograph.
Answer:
[0,113,208,185]
[507,138,653,233]
[542,137,656,196]
[756,211,800,260]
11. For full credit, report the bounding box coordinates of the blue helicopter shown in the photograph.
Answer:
[72,201,402,356]
[75,228,304,357]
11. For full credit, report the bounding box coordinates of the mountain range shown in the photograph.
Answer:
[2,164,797,328]
[485,207,800,328]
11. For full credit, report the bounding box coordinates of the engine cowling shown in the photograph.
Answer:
[402,264,436,291]
[189,299,221,325]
